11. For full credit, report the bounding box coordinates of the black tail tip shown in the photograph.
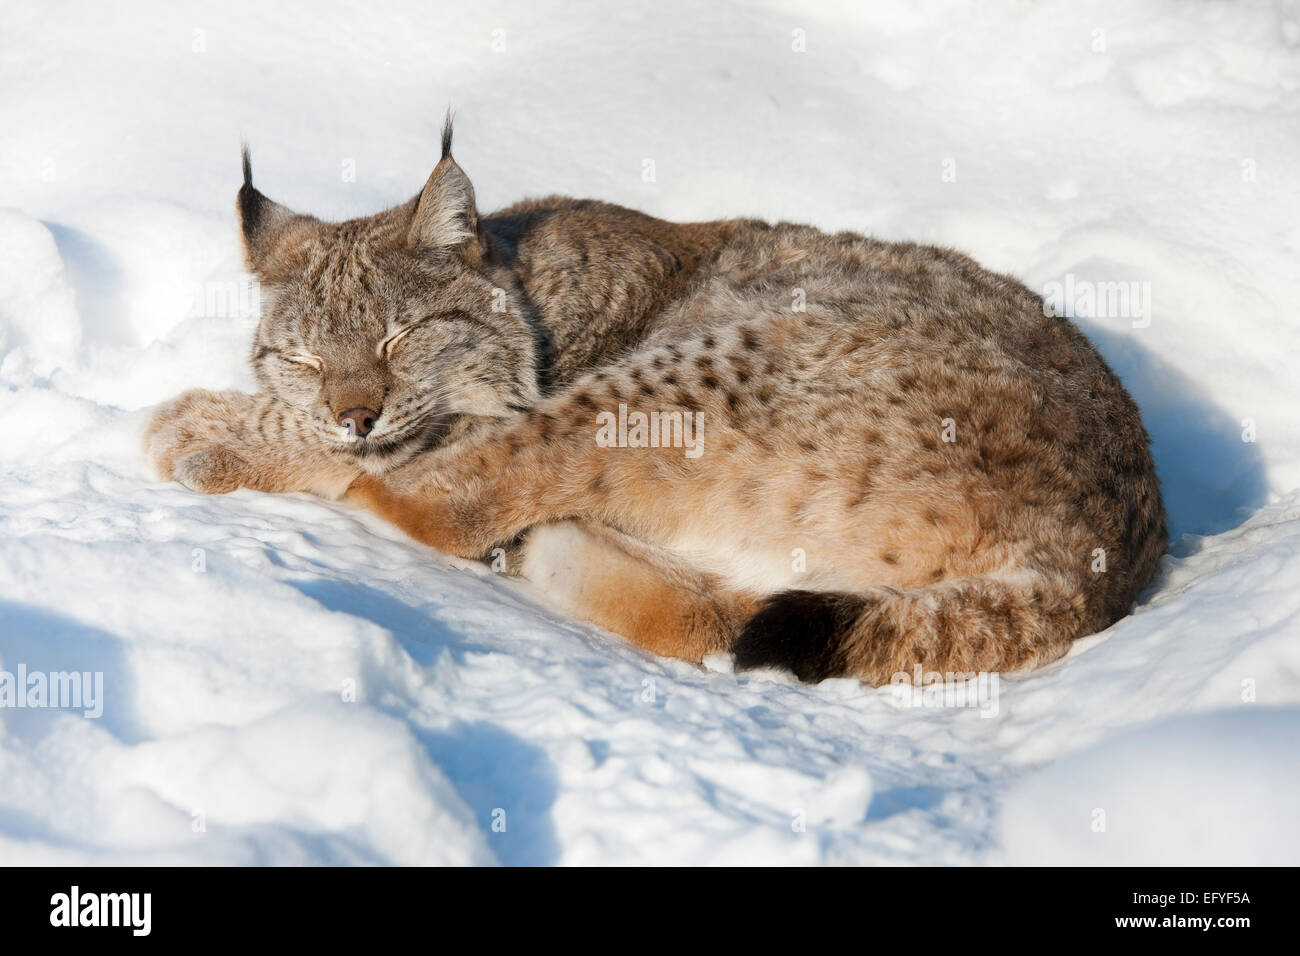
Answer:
[732,590,862,683]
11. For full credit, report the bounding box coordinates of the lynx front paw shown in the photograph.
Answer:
[144,389,258,494]
[172,445,255,494]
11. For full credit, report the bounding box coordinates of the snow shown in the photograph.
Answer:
[2,0,1299,865]
[998,707,1300,866]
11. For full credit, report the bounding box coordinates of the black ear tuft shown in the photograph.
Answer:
[732,590,863,683]
[441,107,455,160]
[237,144,264,234]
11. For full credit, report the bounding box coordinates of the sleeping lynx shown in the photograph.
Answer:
[145,119,1166,684]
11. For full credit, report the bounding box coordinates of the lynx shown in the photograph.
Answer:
[145,119,1166,684]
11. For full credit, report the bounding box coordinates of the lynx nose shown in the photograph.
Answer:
[338,407,380,438]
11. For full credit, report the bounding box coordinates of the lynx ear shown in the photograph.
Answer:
[237,146,315,279]
[408,116,481,264]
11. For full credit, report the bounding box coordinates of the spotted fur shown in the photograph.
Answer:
[145,118,1166,685]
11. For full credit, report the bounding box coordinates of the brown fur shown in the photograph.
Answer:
[517,521,761,660]
[144,120,1166,685]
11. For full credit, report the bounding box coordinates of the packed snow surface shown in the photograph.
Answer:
[2,0,1298,864]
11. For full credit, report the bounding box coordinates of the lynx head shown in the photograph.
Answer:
[238,117,538,463]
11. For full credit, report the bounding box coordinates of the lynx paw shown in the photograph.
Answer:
[171,445,253,494]
[144,389,257,494]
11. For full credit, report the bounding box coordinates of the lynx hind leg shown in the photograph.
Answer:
[518,520,759,663]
